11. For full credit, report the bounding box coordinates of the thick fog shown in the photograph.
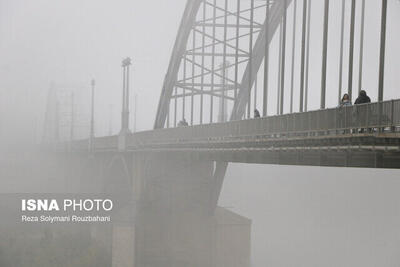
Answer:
[1,0,400,266]
[1,0,400,144]
[221,164,400,266]
[0,0,187,145]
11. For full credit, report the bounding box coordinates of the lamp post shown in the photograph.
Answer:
[121,57,131,134]
[119,57,132,150]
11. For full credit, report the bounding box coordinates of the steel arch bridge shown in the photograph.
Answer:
[47,0,400,209]
[45,0,400,206]
[42,1,400,266]
[45,0,398,159]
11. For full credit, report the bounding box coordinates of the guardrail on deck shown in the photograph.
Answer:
[130,99,400,146]
[66,99,400,151]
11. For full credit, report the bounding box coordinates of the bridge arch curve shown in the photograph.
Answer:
[155,0,292,129]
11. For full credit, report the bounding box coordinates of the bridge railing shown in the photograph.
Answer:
[129,99,400,147]
[69,99,399,151]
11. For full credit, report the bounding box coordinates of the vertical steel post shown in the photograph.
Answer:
[134,94,137,132]
[304,0,312,112]
[263,0,270,117]
[121,66,126,129]
[378,0,388,102]
[126,64,130,118]
[248,0,255,119]
[191,31,195,125]
[299,0,307,112]
[391,99,395,132]
[219,63,228,122]
[338,0,345,105]
[183,57,187,120]
[200,0,206,124]
[290,0,297,113]
[210,0,217,123]
[234,0,240,102]
[320,0,329,109]
[348,0,356,102]
[358,0,366,94]
[277,22,283,115]
[222,0,228,122]
[254,78,257,110]
[280,0,287,115]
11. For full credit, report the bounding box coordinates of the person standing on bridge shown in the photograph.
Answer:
[338,94,352,132]
[354,90,371,133]
[354,90,371,105]
[178,118,189,127]
[339,94,352,107]
[254,109,261,119]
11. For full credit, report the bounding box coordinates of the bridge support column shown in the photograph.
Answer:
[112,222,136,267]
[132,155,251,267]
[94,152,251,267]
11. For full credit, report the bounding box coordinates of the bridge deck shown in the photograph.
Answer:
[69,100,400,168]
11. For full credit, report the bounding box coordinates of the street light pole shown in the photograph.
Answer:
[119,57,132,151]
[121,57,132,134]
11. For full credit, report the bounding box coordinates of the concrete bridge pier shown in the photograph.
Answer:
[109,155,252,267]
[78,153,251,267]
[112,221,136,267]
[110,155,145,267]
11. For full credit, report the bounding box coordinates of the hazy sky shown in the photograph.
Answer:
[1,1,400,266]
[1,0,399,143]
[0,0,186,142]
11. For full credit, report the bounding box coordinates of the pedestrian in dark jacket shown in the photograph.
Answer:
[354,90,371,105]
[254,109,260,118]
[354,90,371,133]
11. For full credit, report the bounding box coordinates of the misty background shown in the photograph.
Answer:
[1,0,400,266]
